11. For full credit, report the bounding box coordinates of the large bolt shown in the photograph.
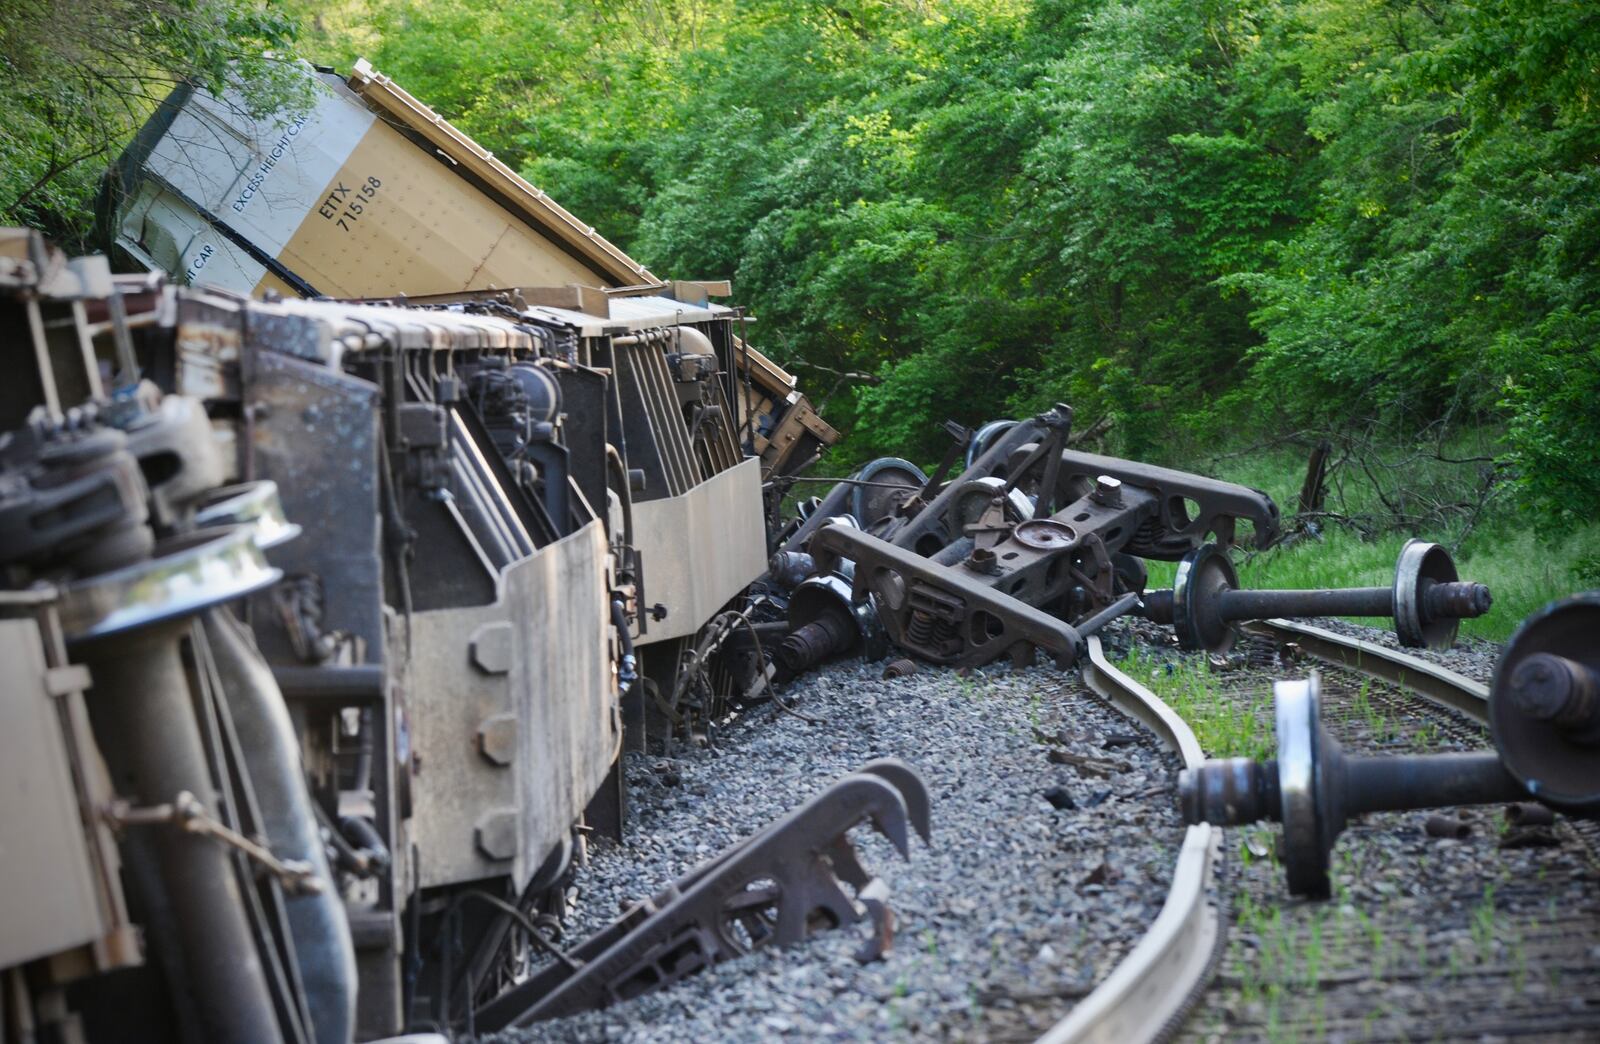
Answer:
[1090,475,1123,508]
[965,546,999,575]
[1179,757,1280,826]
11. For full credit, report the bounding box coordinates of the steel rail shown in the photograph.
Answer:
[1039,636,1221,1044]
[1243,619,1488,725]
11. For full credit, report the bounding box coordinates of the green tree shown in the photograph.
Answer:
[0,0,301,249]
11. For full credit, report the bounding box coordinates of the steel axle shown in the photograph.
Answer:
[1147,539,1491,653]
[1180,676,1525,897]
[1213,580,1490,624]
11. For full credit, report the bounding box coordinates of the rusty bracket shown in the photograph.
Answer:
[1048,449,1282,557]
[474,759,932,1030]
[810,524,1088,668]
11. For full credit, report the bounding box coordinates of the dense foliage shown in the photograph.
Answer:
[5,0,1596,526]
[0,0,302,251]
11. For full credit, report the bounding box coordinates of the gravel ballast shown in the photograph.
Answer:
[493,659,1186,1043]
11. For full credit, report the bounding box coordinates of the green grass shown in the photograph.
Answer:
[1143,439,1600,642]
[1346,678,1398,744]
[1116,646,1273,759]
[1231,889,1336,1042]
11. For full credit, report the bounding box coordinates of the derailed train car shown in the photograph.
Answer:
[104,51,839,761]
[0,59,837,1044]
[0,235,807,1041]
[103,58,835,485]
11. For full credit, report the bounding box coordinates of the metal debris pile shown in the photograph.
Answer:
[761,403,1493,685]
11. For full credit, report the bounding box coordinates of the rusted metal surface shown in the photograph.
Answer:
[810,522,1087,668]
[474,760,930,1030]
[1489,592,1600,813]
[793,404,1283,670]
[1182,674,1524,897]
[1243,618,1491,722]
[1181,633,1600,1044]
[881,657,919,679]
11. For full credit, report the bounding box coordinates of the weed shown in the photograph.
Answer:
[1263,982,1284,1042]
[1470,883,1499,957]
[1359,909,1387,977]
[1304,912,1324,989]
[1116,647,1272,759]
[1350,678,1395,742]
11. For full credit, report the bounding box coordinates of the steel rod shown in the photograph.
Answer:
[83,626,281,1044]
[1342,752,1524,815]
[1217,586,1391,621]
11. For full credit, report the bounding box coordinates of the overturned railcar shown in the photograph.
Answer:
[0,60,835,1044]
[104,58,835,483]
[0,230,788,1043]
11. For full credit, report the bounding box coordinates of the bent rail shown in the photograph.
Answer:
[1040,637,1221,1044]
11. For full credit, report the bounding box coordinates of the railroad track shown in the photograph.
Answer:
[485,616,1595,1043]
[1044,619,1600,1043]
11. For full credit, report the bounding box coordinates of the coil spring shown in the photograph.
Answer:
[1130,515,1164,551]
[907,610,936,645]
[1246,639,1282,670]
[882,658,919,680]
